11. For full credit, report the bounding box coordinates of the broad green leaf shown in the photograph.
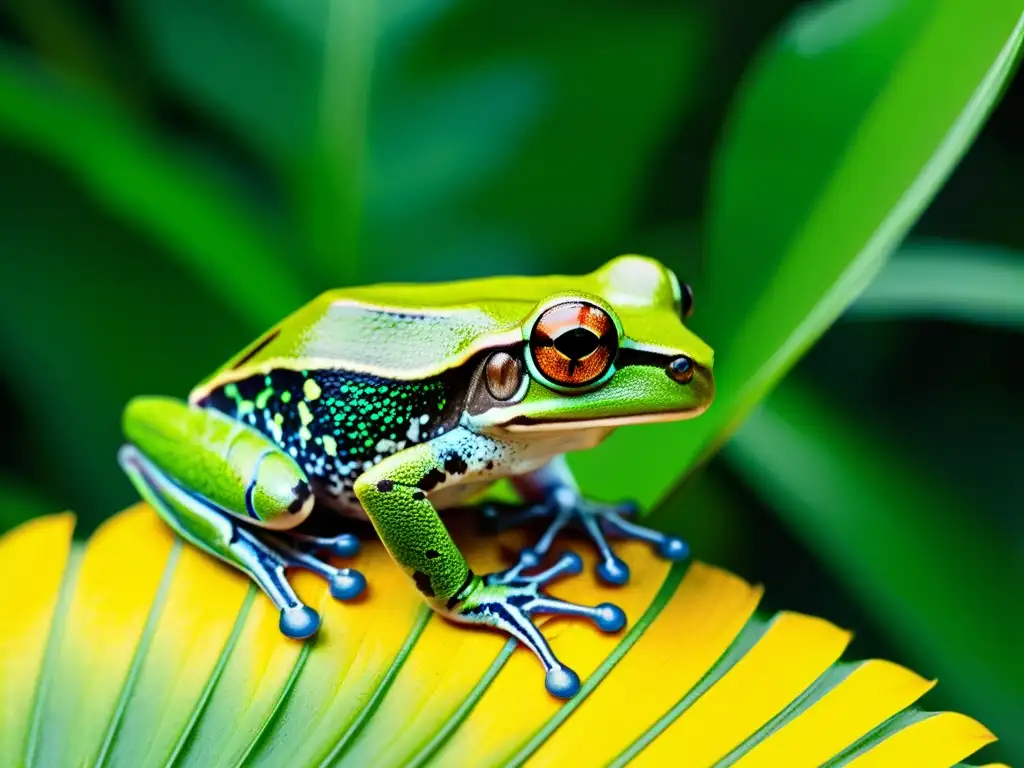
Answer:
[724,379,1024,759]
[0,505,1002,766]
[297,0,377,286]
[570,0,1024,510]
[122,0,321,172]
[849,240,1024,330]
[0,48,305,330]
[385,1,709,286]
[4,0,126,101]
[122,0,708,287]
[129,0,389,284]
[0,143,249,522]
[360,1,709,284]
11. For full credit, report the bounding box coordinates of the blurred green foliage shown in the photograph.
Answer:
[0,0,1022,762]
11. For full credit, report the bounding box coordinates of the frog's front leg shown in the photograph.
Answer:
[353,429,625,699]
[119,396,365,638]
[484,456,690,586]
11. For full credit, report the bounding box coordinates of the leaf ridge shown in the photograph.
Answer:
[715,662,859,766]
[23,543,82,768]
[92,540,183,768]
[318,606,434,767]
[503,560,692,768]
[166,587,258,768]
[407,640,518,768]
[234,638,313,767]
[608,614,773,767]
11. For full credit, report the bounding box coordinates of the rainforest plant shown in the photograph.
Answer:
[0,0,1022,764]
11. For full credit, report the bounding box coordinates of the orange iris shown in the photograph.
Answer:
[529,301,617,388]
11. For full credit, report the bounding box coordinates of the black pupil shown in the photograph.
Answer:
[553,327,600,360]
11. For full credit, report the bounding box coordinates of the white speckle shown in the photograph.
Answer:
[375,439,397,454]
[420,413,430,424]
[407,419,420,443]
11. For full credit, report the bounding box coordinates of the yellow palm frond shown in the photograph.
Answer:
[0,505,1000,767]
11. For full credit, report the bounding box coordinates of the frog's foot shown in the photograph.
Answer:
[454,551,626,699]
[287,530,362,559]
[483,490,689,586]
[119,443,366,641]
[250,531,367,638]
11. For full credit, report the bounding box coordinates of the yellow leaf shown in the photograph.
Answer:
[1,505,1002,767]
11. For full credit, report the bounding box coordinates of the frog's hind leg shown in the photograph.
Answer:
[119,445,365,638]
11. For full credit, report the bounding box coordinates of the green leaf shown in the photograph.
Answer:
[0,506,1002,766]
[849,239,1024,330]
[4,0,127,101]
[570,0,1024,509]
[122,0,321,172]
[124,0,469,287]
[723,379,1024,759]
[298,0,376,285]
[0,49,306,330]
[123,1,709,287]
[0,144,249,523]
[360,2,709,283]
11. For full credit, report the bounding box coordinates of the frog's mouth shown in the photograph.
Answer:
[499,402,711,433]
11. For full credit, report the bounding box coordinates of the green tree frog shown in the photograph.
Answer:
[119,255,714,698]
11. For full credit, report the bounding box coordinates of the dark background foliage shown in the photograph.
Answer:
[0,0,1020,762]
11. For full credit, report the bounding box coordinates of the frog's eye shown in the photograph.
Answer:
[680,283,694,319]
[529,301,618,388]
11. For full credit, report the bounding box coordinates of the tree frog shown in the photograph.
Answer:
[119,255,714,698]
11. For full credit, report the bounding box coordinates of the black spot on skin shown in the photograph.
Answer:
[376,479,394,493]
[411,491,426,502]
[287,482,311,513]
[413,571,435,597]
[425,549,440,559]
[444,453,468,475]
[485,461,494,470]
[418,468,447,491]
[447,570,476,610]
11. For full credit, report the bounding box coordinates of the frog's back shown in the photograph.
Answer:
[190,255,692,403]
[190,271,592,403]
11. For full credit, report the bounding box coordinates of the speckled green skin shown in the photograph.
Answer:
[354,434,486,606]
[119,255,716,697]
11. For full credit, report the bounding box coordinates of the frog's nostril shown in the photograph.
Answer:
[667,356,695,384]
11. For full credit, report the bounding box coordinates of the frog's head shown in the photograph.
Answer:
[465,255,714,436]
